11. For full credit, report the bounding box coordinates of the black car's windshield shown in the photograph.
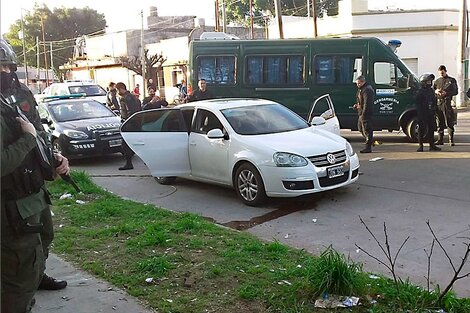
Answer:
[50,100,115,122]
[68,85,106,96]
[221,103,309,135]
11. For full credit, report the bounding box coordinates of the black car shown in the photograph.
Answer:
[37,96,123,158]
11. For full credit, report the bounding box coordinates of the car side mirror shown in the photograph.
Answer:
[207,128,225,139]
[311,116,326,126]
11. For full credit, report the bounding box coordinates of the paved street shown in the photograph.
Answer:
[70,108,470,297]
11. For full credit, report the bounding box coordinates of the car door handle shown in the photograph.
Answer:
[133,141,145,146]
[189,142,196,146]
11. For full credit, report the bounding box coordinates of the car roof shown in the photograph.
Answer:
[42,97,102,106]
[178,98,278,110]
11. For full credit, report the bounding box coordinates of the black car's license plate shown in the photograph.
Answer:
[328,165,344,178]
[109,139,122,147]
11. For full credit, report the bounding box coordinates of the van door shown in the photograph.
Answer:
[307,94,340,135]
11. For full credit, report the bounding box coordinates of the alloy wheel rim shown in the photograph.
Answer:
[238,169,258,202]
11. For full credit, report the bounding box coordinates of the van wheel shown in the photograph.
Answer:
[405,117,422,143]
[155,177,176,185]
[235,163,267,206]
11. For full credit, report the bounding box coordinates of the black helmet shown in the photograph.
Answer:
[419,73,435,84]
[0,39,17,68]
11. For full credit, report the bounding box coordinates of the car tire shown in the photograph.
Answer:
[405,116,421,143]
[155,176,176,185]
[234,163,267,206]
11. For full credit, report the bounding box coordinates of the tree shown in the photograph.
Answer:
[120,49,167,85]
[3,4,106,78]
[224,0,339,26]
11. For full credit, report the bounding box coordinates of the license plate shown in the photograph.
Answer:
[328,165,344,178]
[109,139,122,147]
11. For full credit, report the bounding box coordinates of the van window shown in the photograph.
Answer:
[246,55,305,85]
[314,55,362,84]
[374,62,407,88]
[197,56,236,85]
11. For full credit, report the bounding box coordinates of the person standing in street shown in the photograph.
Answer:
[142,87,168,110]
[353,75,375,153]
[433,65,458,146]
[106,82,119,111]
[1,39,70,313]
[187,79,214,102]
[133,83,141,99]
[116,82,141,170]
[416,73,441,152]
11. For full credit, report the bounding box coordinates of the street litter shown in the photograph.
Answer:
[60,193,73,200]
[50,211,54,217]
[284,233,289,239]
[369,157,384,162]
[75,200,86,205]
[145,278,154,284]
[277,280,292,286]
[356,249,361,253]
[165,299,173,303]
[369,274,380,279]
[312,218,317,223]
[59,224,63,228]
[314,295,360,308]
[296,265,302,268]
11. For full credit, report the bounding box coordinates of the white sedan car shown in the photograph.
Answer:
[121,98,359,206]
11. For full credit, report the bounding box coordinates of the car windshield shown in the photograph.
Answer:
[68,85,106,96]
[221,103,309,135]
[50,100,115,122]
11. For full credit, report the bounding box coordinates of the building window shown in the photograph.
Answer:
[246,55,305,85]
[197,56,236,85]
[314,55,362,84]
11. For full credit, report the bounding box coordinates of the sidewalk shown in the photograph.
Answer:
[34,254,154,313]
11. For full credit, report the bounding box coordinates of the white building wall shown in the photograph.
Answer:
[86,32,129,59]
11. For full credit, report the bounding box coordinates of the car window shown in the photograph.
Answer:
[181,108,195,131]
[193,109,224,134]
[50,100,115,122]
[37,104,50,120]
[374,61,408,88]
[222,104,309,135]
[121,109,186,132]
[68,85,106,96]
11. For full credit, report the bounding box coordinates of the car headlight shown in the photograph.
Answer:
[64,129,89,139]
[273,152,308,167]
[346,141,354,156]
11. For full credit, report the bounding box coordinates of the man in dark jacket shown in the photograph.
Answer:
[187,79,214,102]
[142,87,168,110]
[106,82,119,111]
[353,76,375,153]
[416,74,441,152]
[433,65,458,146]
[116,82,141,170]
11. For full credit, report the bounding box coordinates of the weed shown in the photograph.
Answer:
[137,255,173,276]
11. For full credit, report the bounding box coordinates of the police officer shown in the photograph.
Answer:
[1,39,69,313]
[433,65,458,146]
[416,74,441,152]
[353,75,375,153]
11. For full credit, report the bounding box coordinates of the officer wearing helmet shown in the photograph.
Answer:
[1,39,70,312]
[415,73,441,152]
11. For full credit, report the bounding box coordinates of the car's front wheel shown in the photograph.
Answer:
[234,163,267,206]
[155,177,176,185]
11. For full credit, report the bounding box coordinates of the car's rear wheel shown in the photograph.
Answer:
[235,163,266,206]
[155,176,176,185]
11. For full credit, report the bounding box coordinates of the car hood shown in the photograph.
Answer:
[238,127,346,157]
[86,95,107,105]
[60,117,121,134]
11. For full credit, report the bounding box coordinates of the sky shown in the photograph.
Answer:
[0,0,463,35]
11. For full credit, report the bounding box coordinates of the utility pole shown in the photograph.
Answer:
[20,9,28,85]
[312,0,318,38]
[250,0,254,39]
[457,0,467,107]
[36,36,40,82]
[215,0,220,31]
[307,0,310,17]
[141,9,146,98]
[50,42,54,82]
[40,15,49,87]
[222,0,227,33]
[274,0,284,39]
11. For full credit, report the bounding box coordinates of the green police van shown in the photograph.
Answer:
[188,37,423,141]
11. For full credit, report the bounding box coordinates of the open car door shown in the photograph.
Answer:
[307,94,341,135]
[120,108,190,177]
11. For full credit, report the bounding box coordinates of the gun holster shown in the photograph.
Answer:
[5,200,44,236]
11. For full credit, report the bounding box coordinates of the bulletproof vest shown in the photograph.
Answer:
[1,92,46,200]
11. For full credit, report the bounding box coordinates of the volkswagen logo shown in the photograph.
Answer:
[326,153,336,164]
[105,131,113,136]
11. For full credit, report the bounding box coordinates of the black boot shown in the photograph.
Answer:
[417,144,423,152]
[435,132,444,145]
[429,144,441,151]
[119,158,133,170]
[360,146,372,153]
[38,274,67,290]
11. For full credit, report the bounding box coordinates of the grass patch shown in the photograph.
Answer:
[48,171,470,313]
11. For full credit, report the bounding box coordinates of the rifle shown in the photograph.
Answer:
[1,93,81,193]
